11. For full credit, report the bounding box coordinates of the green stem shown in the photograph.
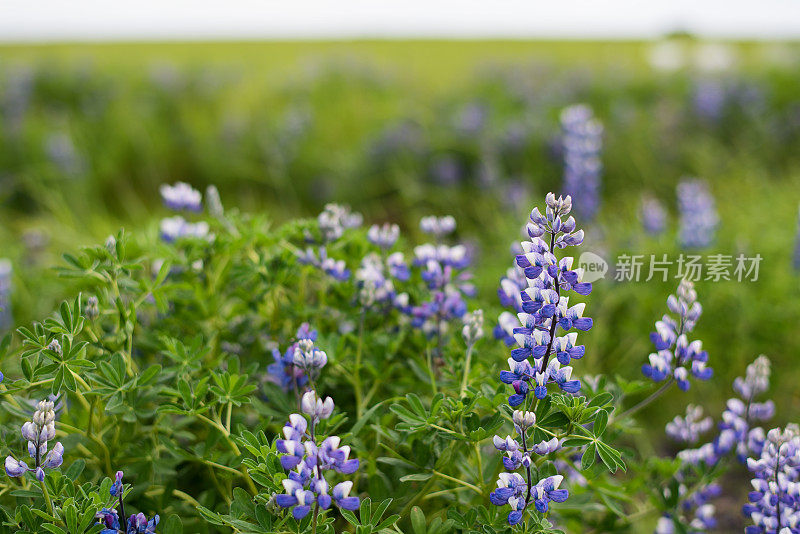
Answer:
[459,343,474,397]
[615,378,674,422]
[354,311,366,419]
[40,480,54,517]
[432,470,482,494]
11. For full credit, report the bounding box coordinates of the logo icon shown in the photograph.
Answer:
[578,251,608,283]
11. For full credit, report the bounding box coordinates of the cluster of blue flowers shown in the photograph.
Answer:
[298,203,362,280]
[489,411,569,525]
[498,193,591,406]
[658,356,776,532]
[561,105,603,222]
[489,193,592,525]
[642,279,712,391]
[794,205,800,271]
[743,425,800,533]
[5,399,64,481]
[274,392,360,519]
[677,179,718,249]
[96,471,160,533]
[408,216,474,339]
[640,195,668,236]
[158,182,210,243]
[355,223,410,309]
[267,323,324,392]
[0,259,12,331]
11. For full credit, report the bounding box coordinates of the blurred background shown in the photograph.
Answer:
[1,1,799,446]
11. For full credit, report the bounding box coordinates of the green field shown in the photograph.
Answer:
[1,38,799,440]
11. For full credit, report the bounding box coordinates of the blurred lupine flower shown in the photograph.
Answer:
[267,324,318,391]
[692,80,727,122]
[367,223,399,249]
[743,425,800,533]
[490,193,589,525]
[159,216,210,243]
[640,195,668,236]
[419,216,456,238]
[298,246,350,281]
[45,132,83,176]
[666,405,713,444]
[461,309,484,346]
[404,220,474,340]
[641,279,711,391]
[159,182,203,212]
[84,296,100,320]
[661,356,776,531]
[275,385,360,520]
[561,105,603,221]
[0,259,12,331]
[429,155,463,186]
[453,102,487,136]
[97,471,160,533]
[317,203,362,243]
[677,179,718,249]
[793,205,800,271]
[5,400,63,480]
[355,253,397,308]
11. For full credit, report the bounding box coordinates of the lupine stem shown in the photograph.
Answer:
[459,343,474,397]
[615,378,674,422]
[40,479,54,517]
[432,470,482,494]
[354,310,366,419]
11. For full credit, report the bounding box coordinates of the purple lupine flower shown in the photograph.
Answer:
[419,216,456,239]
[793,205,800,271]
[267,324,318,391]
[531,475,569,513]
[692,80,726,122]
[0,259,12,331]
[677,179,718,249]
[640,195,668,236]
[642,279,710,390]
[5,399,63,480]
[317,203,362,243]
[367,223,399,249]
[355,253,397,308]
[561,105,603,221]
[159,216,210,243]
[665,357,776,530]
[666,405,713,444]
[97,471,161,533]
[489,193,589,525]
[274,337,361,522]
[743,426,800,533]
[403,220,473,341]
[159,182,202,212]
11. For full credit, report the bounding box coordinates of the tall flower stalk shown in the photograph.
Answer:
[489,192,593,526]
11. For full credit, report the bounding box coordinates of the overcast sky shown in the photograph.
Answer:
[1,0,799,42]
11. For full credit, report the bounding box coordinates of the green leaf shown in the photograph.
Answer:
[410,506,426,534]
[581,442,596,470]
[162,514,183,534]
[593,409,608,437]
[400,473,432,483]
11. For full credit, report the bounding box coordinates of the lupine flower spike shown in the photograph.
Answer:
[677,179,718,249]
[96,471,160,533]
[5,400,64,481]
[658,356,776,531]
[274,336,360,521]
[561,105,603,221]
[642,279,711,391]
[743,425,800,533]
[490,192,592,525]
